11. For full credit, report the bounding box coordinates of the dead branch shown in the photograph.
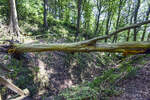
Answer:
[83,20,150,44]
[0,76,28,96]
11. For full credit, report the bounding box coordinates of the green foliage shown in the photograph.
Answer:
[0,0,149,42]
[61,55,146,100]
[0,0,9,21]
[16,0,43,24]
[82,0,93,31]
[60,85,98,100]
[6,59,38,96]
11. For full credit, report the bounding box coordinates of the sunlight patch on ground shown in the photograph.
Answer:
[37,59,49,87]
[60,79,73,89]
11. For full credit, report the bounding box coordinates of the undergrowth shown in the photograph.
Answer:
[60,54,147,100]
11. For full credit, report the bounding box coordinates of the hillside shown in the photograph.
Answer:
[1,0,150,100]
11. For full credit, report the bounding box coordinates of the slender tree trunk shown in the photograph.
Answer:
[141,4,150,41]
[98,13,106,35]
[126,1,131,41]
[126,1,134,41]
[112,0,122,43]
[126,29,130,41]
[76,0,82,38]
[58,0,63,20]
[105,11,111,42]
[94,0,102,34]
[94,11,101,34]
[9,0,21,36]
[54,0,57,18]
[43,0,48,28]
[133,0,141,41]
[58,0,61,19]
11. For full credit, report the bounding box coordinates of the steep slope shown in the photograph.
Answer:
[111,55,150,100]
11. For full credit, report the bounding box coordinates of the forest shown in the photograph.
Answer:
[0,0,150,100]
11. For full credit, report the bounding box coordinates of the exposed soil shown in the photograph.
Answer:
[111,55,150,100]
[28,54,150,100]
[25,51,102,100]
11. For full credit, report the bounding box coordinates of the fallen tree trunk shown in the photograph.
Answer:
[8,41,150,56]
[0,20,148,55]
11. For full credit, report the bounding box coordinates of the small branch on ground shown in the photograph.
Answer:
[0,76,29,96]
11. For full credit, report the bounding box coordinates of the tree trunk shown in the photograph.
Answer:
[9,0,21,36]
[112,0,122,43]
[126,1,132,41]
[11,41,150,56]
[43,0,48,28]
[76,0,82,38]
[105,11,111,42]
[58,0,61,19]
[94,0,102,35]
[127,15,133,41]
[133,0,141,41]
[0,76,26,96]
[141,4,150,41]
[58,0,63,20]
[98,13,106,36]
[54,0,57,18]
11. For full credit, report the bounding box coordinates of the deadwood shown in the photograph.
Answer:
[7,20,150,55]
[87,20,150,44]
[0,63,29,98]
[0,20,150,55]
[10,42,150,56]
[0,76,29,96]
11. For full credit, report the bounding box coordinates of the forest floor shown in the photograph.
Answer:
[23,53,150,100]
[111,55,150,100]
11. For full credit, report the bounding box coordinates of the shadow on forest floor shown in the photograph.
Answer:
[110,55,150,100]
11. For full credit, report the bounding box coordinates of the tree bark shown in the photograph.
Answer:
[127,15,133,41]
[76,0,82,37]
[9,0,21,36]
[94,0,102,35]
[112,0,122,43]
[58,0,63,20]
[141,3,150,41]
[105,11,111,42]
[9,41,150,57]
[43,0,48,28]
[133,0,141,41]
[0,76,26,96]
[54,0,57,18]
[126,1,133,41]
